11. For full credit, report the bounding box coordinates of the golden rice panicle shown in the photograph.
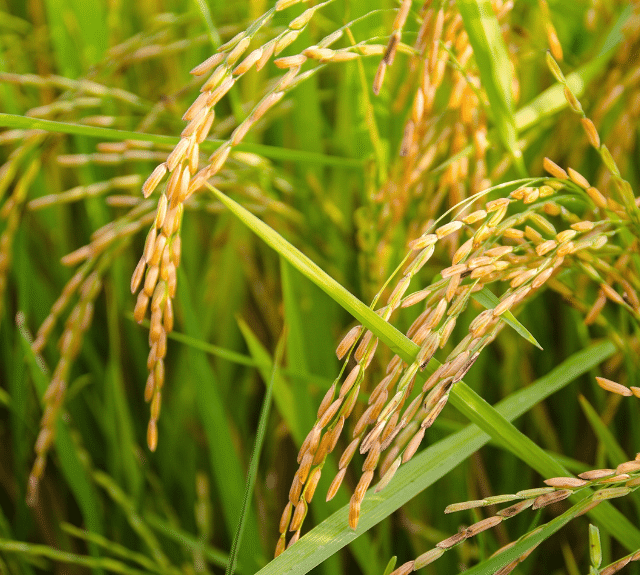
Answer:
[0,158,40,319]
[134,11,319,452]
[26,270,103,506]
[371,0,412,96]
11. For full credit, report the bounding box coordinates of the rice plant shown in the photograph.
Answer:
[1,1,639,574]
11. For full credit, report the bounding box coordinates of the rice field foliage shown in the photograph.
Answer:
[1,0,640,574]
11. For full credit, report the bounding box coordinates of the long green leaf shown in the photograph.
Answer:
[0,113,363,168]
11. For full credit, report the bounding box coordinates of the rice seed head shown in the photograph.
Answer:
[496,498,534,517]
[546,23,563,61]
[287,529,300,548]
[339,437,361,469]
[297,452,314,485]
[544,476,588,488]
[341,384,360,419]
[354,329,374,362]
[143,164,167,198]
[421,394,449,428]
[289,499,306,532]
[586,186,607,209]
[289,473,303,505]
[274,54,307,69]
[452,239,473,266]
[578,469,615,481]
[532,489,572,509]
[568,167,589,189]
[336,325,362,359]
[601,557,632,575]
[393,0,412,31]
[373,61,386,96]
[361,419,385,454]
[190,52,225,76]
[593,487,631,501]
[375,456,401,493]
[404,244,435,277]
[588,523,602,568]
[274,535,286,558]
[463,210,487,225]
[317,383,336,419]
[596,376,632,396]
[297,425,320,463]
[436,531,468,550]
[362,441,381,472]
[581,117,601,148]
[275,29,302,55]
[532,267,555,289]
[353,469,374,504]
[597,473,630,484]
[465,515,502,537]
[134,291,150,323]
[388,275,411,306]
[402,427,425,463]
[546,50,565,82]
[402,289,431,308]
[389,561,414,575]
[441,263,466,279]
[327,416,345,454]
[131,256,146,294]
[543,157,568,179]
[318,397,342,428]
[600,283,627,306]
[414,548,445,569]
[147,419,158,451]
[348,496,361,529]
[409,233,437,250]
[516,486,556,498]
[326,467,346,502]
[331,50,358,62]
[563,86,582,113]
[616,460,640,474]
[305,467,322,503]
[275,0,301,10]
[382,31,400,66]
[445,499,487,514]
[435,220,463,239]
